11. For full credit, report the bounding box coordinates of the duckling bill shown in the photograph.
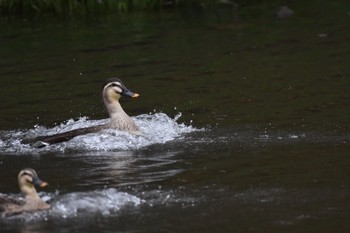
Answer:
[0,168,50,216]
[29,78,142,148]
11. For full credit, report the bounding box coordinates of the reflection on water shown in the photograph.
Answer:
[73,150,184,187]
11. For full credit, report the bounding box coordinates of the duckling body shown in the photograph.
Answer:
[30,78,141,147]
[0,168,50,216]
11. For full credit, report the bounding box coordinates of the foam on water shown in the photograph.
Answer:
[49,188,142,218]
[0,113,198,153]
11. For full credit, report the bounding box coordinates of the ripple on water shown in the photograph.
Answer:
[0,113,198,154]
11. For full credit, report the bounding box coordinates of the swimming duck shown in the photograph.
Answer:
[31,78,141,147]
[0,168,50,216]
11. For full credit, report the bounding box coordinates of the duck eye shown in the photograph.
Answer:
[21,172,33,178]
[25,178,33,184]
[110,83,122,88]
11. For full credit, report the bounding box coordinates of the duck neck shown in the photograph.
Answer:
[22,187,41,201]
[104,99,130,120]
[103,97,140,133]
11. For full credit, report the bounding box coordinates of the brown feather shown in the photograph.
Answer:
[33,125,104,145]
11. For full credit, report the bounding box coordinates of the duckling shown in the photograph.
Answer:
[30,78,142,147]
[0,168,50,216]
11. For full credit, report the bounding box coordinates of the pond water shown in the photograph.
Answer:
[0,1,350,232]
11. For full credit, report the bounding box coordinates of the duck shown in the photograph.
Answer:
[0,168,50,216]
[30,77,142,147]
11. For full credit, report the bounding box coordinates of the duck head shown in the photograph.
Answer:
[102,78,139,104]
[18,168,48,196]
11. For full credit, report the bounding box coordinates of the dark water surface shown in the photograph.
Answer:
[1,1,350,232]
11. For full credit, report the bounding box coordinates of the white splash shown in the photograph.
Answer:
[2,188,142,221]
[0,113,198,153]
[50,188,142,218]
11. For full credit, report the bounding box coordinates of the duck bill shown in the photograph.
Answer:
[33,177,49,189]
[122,88,139,98]
[39,182,49,188]
[131,93,139,98]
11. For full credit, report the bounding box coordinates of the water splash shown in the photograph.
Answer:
[2,188,142,222]
[0,113,198,153]
[50,188,142,218]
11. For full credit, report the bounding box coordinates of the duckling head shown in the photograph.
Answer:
[102,78,139,104]
[18,168,48,196]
